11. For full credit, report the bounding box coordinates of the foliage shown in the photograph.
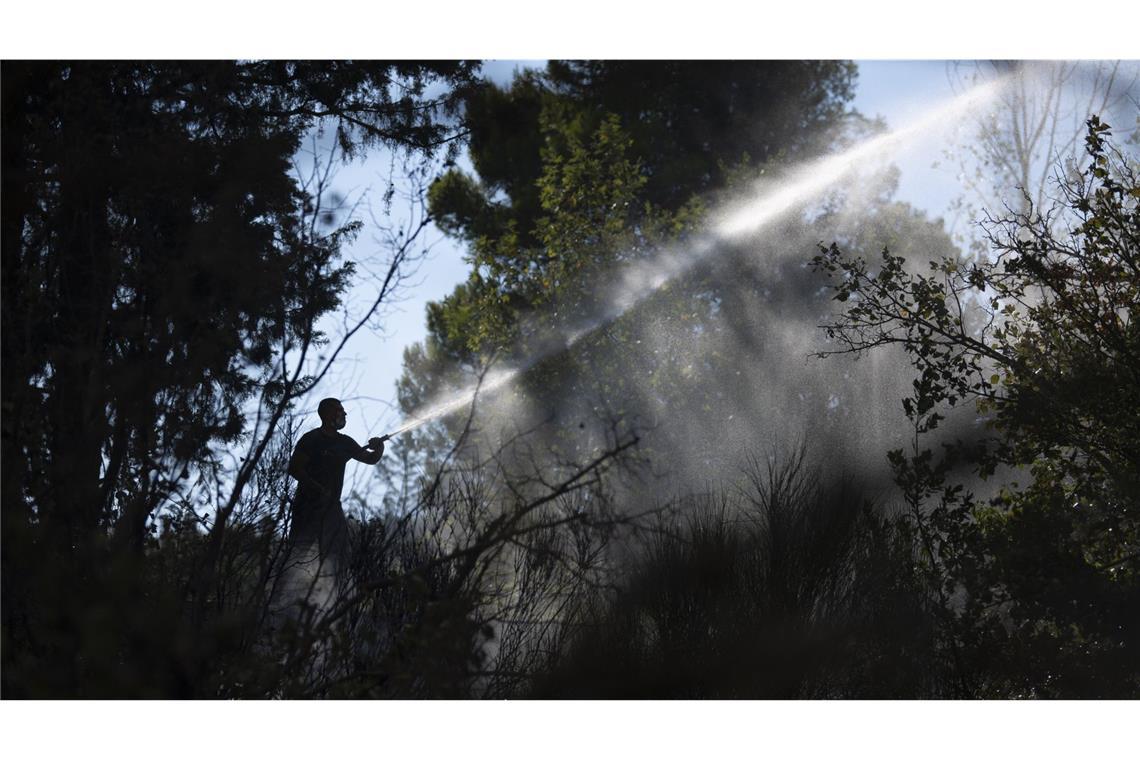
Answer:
[532,452,947,698]
[168,415,641,698]
[812,118,1140,696]
[394,61,869,478]
[0,60,478,696]
[430,60,859,246]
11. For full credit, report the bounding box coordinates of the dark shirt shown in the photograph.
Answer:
[292,429,363,503]
[289,429,363,555]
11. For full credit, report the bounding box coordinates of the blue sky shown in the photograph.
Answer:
[309,60,971,440]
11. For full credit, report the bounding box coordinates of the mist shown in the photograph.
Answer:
[390,80,1008,505]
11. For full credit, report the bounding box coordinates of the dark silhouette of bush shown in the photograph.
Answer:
[530,450,949,698]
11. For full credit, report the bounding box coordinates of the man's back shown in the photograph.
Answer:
[292,428,360,503]
[289,428,360,557]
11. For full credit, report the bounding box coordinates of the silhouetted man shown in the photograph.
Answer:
[286,398,385,569]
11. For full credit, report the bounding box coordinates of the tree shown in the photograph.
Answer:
[942,61,1139,241]
[428,61,859,244]
[0,60,478,696]
[393,62,870,471]
[420,61,863,355]
[812,117,1140,696]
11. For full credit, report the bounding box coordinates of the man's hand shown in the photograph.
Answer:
[351,438,385,465]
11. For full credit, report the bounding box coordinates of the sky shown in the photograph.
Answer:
[307,60,972,441]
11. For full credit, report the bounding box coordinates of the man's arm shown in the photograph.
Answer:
[287,448,307,481]
[288,447,327,495]
[349,436,385,465]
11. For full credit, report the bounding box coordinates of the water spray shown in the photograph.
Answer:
[374,369,519,442]
[375,77,1009,441]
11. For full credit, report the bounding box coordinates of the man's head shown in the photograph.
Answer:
[317,397,347,430]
